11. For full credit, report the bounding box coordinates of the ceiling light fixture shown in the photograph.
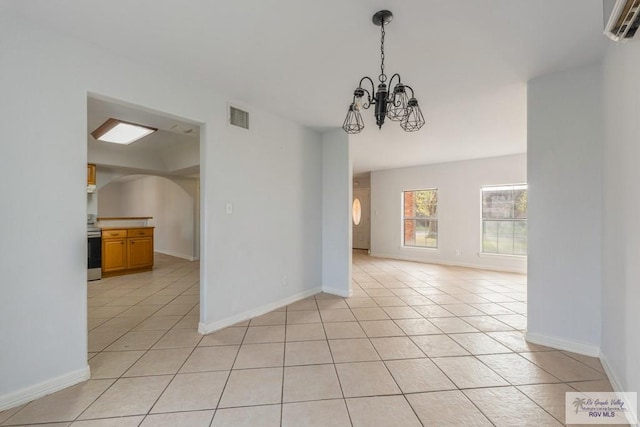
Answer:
[343,10,425,134]
[91,118,157,145]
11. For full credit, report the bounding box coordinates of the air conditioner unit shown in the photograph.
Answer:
[604,0,640,41]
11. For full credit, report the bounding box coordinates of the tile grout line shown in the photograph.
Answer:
[316,294,354,427]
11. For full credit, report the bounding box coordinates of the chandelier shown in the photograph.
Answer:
[343,10,425,134]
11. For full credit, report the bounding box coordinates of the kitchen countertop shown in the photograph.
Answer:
[100,226,155,230]
[97,217,153,221]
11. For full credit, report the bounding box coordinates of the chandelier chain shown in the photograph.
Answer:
[379,21,386,83]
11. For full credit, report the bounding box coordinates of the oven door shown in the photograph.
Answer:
[88,234,102,281]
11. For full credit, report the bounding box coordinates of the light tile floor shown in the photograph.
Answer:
[0,252,618,426]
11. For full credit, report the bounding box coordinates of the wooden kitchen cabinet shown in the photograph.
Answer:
[102,237,127,273]
[87,164,96,185]
[128,237,154,269]
[102,227,154,277]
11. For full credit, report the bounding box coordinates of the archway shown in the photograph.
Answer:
[98,174,199,261]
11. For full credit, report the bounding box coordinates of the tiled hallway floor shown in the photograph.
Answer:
[0,252,616,426]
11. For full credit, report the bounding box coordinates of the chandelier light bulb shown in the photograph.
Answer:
[354,96,363,111]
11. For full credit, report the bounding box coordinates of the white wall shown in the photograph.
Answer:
[201,105,323,331]
[0,12,330,409]
[601,42,640,398]
[88,141,168,172]
[322,130,352,297]
[526,63,603,354]
[98,176,198,260]
[370,154,527,273]
[96,182,122,216]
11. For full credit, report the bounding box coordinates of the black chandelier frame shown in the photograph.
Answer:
[343,10,425,135]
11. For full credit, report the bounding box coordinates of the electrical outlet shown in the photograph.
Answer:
[282,275,288,287]
[455,249,460,256]
[225,203,233,214]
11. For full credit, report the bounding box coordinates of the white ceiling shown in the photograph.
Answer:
[88,96,199,151]
[87,97,200,176]
[5,0,608,173]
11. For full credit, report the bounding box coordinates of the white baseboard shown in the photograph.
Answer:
[599,351,626,393]
[599,352,639,427]
[198,287,322,335]
[525,331,601,357]
[154,250,197,261]
[322,285,353,298]
[369,251,526,274]
[0,365,90,411]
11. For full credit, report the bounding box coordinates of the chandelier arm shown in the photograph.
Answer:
[404,85,416,98]
[388,73,402,88]
[359,77,376,93]
[358,76,376,106]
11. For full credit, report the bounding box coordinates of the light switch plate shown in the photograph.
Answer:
[226,203,233,214]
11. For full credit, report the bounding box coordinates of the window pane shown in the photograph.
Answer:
[415,191,427,218]
[482,221,498,253]
[514,220,527,255]
[413,189,437,218]
[403,219,415,246]
[497,221,514,254]
[483,190,514,219]
[426,220,438,248]
[404,192,415,219]
[415,219,428,246]
[514,190,527,219]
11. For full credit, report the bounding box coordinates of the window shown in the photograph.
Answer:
[403,189,438,248]
[481,184,527,255]
[352,198,362,226]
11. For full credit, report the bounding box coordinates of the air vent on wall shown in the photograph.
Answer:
[229,105,249,129]
[604,0,640,41]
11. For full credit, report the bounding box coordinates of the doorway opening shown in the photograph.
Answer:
[86,93,204,359]
[353,173,371,251]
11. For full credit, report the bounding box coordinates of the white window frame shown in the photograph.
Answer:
[480,184,527,257]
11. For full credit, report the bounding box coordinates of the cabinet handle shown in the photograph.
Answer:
[131,241,135,244]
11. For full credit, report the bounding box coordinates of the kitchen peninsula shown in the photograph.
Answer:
[98,217,154,277]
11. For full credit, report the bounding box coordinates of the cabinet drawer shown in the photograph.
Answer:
[102,229,127,239]
[127,228,153,238]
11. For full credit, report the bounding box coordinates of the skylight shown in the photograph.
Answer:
[91,118,157,145]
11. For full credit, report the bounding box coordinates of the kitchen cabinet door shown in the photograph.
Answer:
[128,237,154,269]
[102,238,127,273]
